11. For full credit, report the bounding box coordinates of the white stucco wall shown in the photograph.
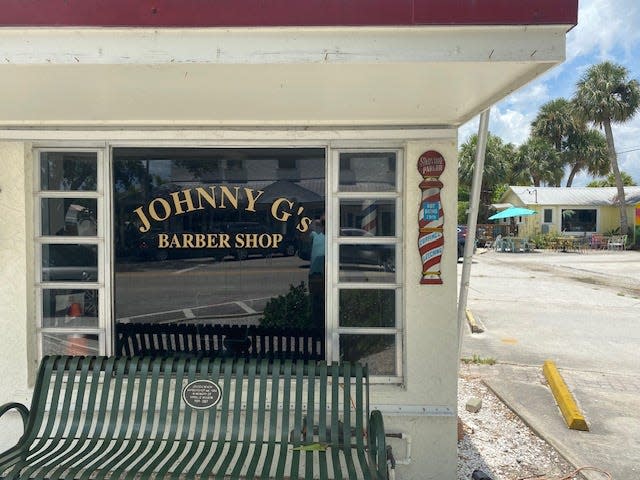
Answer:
[385,139,459,479]
[0,134,460,478]
[0,142,35,449]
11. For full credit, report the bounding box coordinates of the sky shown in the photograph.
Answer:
[459,0,640,187]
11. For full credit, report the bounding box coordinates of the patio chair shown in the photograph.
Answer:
[607,235,627,250]
[590,234,606,250]
[493,234,504,252]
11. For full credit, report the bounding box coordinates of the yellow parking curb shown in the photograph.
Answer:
[542,360,589,431]
[465,308,484,333]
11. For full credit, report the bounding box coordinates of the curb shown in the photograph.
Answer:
[482,378,601,480]
[465,308,484,333]
[542,360,589,431]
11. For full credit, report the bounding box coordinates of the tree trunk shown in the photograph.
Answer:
[566,165,580,187]
[603,119,628,234]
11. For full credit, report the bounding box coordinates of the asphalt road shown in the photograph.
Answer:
[459,250,640,479]
[115,255,311,321]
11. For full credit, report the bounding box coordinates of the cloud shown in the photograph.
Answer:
[567,0,640,63]
[612,116,640,185]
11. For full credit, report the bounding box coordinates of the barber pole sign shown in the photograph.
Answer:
[361,200,377,235]
[417,151,446,285]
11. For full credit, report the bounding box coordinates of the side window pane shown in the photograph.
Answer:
[338,152,396,192]
[339,244,395,282]
[42,288,99,328]
[40,152,97,191]
[41,198,98,236]
[42,333,100,356]
[339,200,395,236]
[339,289,395,327]
[41,244,98,282]
[339,334,396,376]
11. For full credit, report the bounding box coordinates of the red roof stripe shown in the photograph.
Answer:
[0,0,577,28]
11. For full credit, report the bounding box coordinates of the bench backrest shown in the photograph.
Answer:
[24,357,369,464]
[115,323,325,360]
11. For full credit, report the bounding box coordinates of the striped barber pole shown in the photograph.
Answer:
[417,151,446,285]
[361,200,377,235]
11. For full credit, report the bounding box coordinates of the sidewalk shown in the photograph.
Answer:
[461,249,640,480]
[480,364,639,480]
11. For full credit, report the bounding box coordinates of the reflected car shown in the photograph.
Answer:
[137,229,228,262]
[219,222,297,261]
[137,224,297,262]
[42,244,98,282]
[339,228,395,272]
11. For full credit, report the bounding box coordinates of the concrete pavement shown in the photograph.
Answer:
[460,249,640,480]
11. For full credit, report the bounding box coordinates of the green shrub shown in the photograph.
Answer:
[530,231,561,249]
[260,282,312,328]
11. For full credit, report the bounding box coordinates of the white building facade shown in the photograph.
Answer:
[0,2,577,478]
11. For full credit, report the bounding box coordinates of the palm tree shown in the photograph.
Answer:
[573,61,640,234]
[587,171,637,187]
[517,137,563,187]
[531,98,582,152]
[531,98,609,187]
[458,133,517,219]
[564,128,609,187]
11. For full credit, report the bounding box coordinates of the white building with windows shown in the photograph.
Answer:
[0,1,577,478]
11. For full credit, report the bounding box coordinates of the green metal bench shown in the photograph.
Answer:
[0,356,388,480]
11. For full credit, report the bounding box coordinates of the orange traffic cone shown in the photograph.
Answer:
[67,302,82,317]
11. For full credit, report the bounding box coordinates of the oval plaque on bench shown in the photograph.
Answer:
[182,380,222,410]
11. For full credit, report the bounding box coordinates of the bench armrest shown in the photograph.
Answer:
[0,402,30,433]
[368,410,388,479]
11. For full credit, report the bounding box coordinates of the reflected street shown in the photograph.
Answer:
[115,255,310,324]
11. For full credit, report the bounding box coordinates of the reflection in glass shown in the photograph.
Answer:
[339,152,396,191]
[112,148,326,359]
[339,334,396,376]
[339,244,395,282]
[42,333,100,356]
[41,198,98,236]
[339,289,395,327]
[41,244,98,282]
[339,200,395,236]
[42,289,99,328]
[40,152,97,191]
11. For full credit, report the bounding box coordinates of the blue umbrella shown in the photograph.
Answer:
[488,206,537,220]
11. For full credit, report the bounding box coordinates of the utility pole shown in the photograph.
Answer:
[457,109,490,361]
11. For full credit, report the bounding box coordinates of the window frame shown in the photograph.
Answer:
[34,148,112,358]
[328,148,404,384]
[33,143,404,381]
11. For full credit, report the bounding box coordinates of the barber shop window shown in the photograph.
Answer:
[112,148,326,360]
[35,150,107,358]
[332,150,403,381]
[561,209,597,233]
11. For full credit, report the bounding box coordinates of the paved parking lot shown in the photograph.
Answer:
[460,249,640,480]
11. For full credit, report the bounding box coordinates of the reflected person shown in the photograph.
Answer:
[308,218,325,330]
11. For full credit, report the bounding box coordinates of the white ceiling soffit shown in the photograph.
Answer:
[0,26,570,127]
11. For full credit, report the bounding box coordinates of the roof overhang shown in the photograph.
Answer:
[0,1,578,129]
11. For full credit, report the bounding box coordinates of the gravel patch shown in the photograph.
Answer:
[457,365,574,480]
